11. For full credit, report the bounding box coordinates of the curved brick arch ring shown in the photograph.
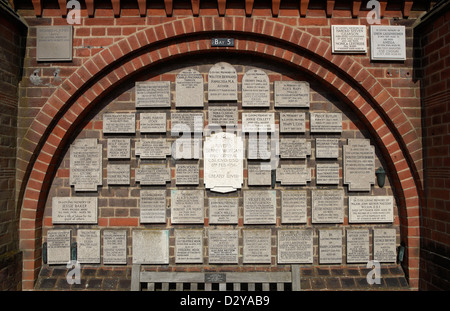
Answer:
[18,17,421,289]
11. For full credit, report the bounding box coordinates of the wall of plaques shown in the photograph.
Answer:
[43,60,399,271]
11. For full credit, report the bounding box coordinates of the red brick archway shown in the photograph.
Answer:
[18,17,421,290]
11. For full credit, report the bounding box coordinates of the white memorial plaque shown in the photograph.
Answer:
[107,164,130,185]
[319,229,342,264]
[370,25,406,61]
[52,197,98,224]
[247,137,272,160]
[135,139,171,159]
[172,137,202,160]
[243,190,276,224]
[242,113,275,132]
[243,230,272,264]
[171,190,204,224]
[208,62,238,101]
[373,228,397,263]
[279,138,311,158]
[280,112,306,133]
[274,81,310,108]
[208,197,239,224]
[140,190,166,223]
[107,138,131,159]
[208,229,239,264]
[132,230,169,264]
[349,196,394,223]
[175,163,199,185]
[316,163,340,185]
[242,69,270,107]
[103,113,135,134]
[278,230,313,264]
[135,81,171,108]
[171,112,204,134]
[36,26,73,62]
[175,229,203,263]
[208,106,238,127]
[139,113,167,133]
[343,139,375,191]
[47,229,71,265]
[77,229,100,264]
[175,69,204,107]
[281,190,307,224]
[103,230,127,265]
[310,112,342,133]
[315,138,339,159]
[346,229,370,263]
[276,164,311,185]
[331,25,367,53]
[247,163,272,186]
[135,165,170,185]
[70,139,102,192]
[312,190,344,223]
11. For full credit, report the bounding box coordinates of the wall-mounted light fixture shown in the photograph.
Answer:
[376,167,386,188]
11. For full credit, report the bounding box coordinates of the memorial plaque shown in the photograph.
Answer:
[107,138,131,159]
[279,138,311,159]
[208,197,239,224]
[278,230,313,264]
[172,137,202,160]
[315,138,339,159]
[135,139,171,159]
[319,229,342,264]
[208,229,239,264]
[312,190,344,223]
[52,197,98,224]
[346,229,370,263]
[331,25,367,53]
[140,190,166,223]
[274,81,310,108]
[175,69,204,107]
[208,106,238,127]
[70,139,102,192]
[176,163,199,185]
[77,229,100,264]
[242,113,275,132]
[208,62,238,101]
[310,113,342,133]
[171,112,204,134]
[139,113,166,133]
[248,162,272,186]
[373,228,397,263]
[103,113,136,134]
[280,112,306,133]
[316,163,340,185]
[370,25,406,61]
[135,165,170,185]
[247,137,272,160]
[204,132,244,193]
[47,229,71,265]
[243,190,276,224]
[281,190,307,224]
[349,196,394,223]
[175,229,203,263]
[36,26,72,62]
[107,164,130,185]
[276,164,311,185]
[132,230,169,264]
[135,81,171,108]
[103,230,127,265]
[243,230,272,264]
[343,139,375,191]
[171,190,204,224]
[242,69,270,107]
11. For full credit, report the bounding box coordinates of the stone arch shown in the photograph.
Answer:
[18,17,421,289]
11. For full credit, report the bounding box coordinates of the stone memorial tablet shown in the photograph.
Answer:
[47,229,71,265]
[70,139,102,192]
[52,197,98,224]
[135,165,170,185]
[242,69,270,107]
[176,69,204,107]
[107,138,131,159]
[370,25,406,61]
[373,228,397,263]
[176,163,199,185]
[175,229,203,263]
[346,229,370,263]
[278,230,313,264]
[349,196,394,223]
[276,164,311,185]
[248,162,272,186]
[242,113,275,132]
[140,190,166,223]
[243,229,272,264]
[343,139,375,191]
[77,229,100,264]
[315,138,339,159]
[208,62,238,101]
[331,25,367,53]
[316,163,340,185]
[171,112,204,134]
[208,106,238,127]
[279,138,311,158]
[103,230,127,265]
[312,190,344,223]
[274,81,310,108]
[103,113,135,134]
[171,190,204,224]
[135,81,171,108]
[172,137,202,160]
[107,164,130,185]
[132,230,169,264]
[280,112,306,133]
[139,113,166,133]
[243,190,276,224]
[281,190,307,224]
[208,197,239,224]
[36,26,72,62]
[135,139,171,159]
[310,112,342,133]
[208,229,239,264]
[319,229,342,264]
[204,132,244,193]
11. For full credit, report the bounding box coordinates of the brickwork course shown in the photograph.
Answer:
[0,0,448,291]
